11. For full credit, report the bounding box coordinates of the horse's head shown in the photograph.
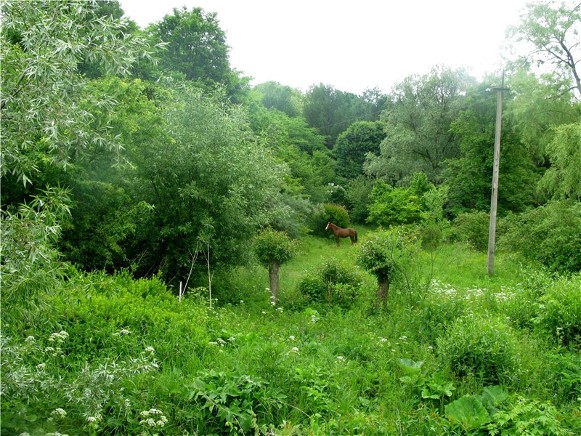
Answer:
[325,222,331,231]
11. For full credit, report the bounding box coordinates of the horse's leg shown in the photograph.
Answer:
[335,236,340,247]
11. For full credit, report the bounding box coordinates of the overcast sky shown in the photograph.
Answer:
[118,0,531,94]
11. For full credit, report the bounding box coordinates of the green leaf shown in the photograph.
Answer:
[397,358,424,375]
[445,395,490,430]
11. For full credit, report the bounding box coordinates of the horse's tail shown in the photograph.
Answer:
[354,230,358,242]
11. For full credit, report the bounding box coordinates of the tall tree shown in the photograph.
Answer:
[334,121,385,182]
[252,81,303,117]
[127,85,293,284]
[365,67,475,184]
[303,84,380,148]
[151,6,248,99]
[507,0,581,99]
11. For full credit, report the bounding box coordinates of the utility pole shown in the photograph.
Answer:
[487,73,508,275]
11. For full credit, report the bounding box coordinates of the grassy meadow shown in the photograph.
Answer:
[2,231,580,435]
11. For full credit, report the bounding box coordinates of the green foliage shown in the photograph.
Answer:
[324,203,351,228]
[443,81,540,217]
[445,395,492,430]
[501,200,581,273]
[365,66,473,183]
[539,122,581,201]
[534,274,581,348]
[452,210,490,251]
[445,385,574,435]
[398,358,456,410]
[487,395,575,435]
[188,370,286,434]
[367,180,422,227]
[129,86,292,283]
[345,176,374,223]
[252,81,302,117]
[297,259,362,308]
[303,84,381,148]
[418,183,449,250]
[311,203,351,236]
[0,187,71,308]
[334,121,385,181]
[507,0,581,99]
[253,228,297,268]
[418,281,468,344]
[153,7,232,88]
[0,0,152,187]
[547,352,581,405]
[357,228,418,280]
[437,315,522,385]
[1,239,580,435]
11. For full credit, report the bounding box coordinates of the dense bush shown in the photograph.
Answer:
[437,315,522,385]
[310,203,351,237]
[345,176,374,223]
[500,200,581,273]
[367,180,422,227]
[534,273,581,348]
[451,210,490,251]
[297,258,362,308]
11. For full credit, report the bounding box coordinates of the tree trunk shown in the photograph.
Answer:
[376,275,390,307]
[269,261,280,305]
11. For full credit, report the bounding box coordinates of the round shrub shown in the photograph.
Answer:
[437,315,522,385]
[452,211,490,251]
[297,276,327,302]
[297,259,362,309]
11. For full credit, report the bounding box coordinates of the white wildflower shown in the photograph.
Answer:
[336,355,345,361]
[291,347,299,353]
[36,363,46,370]
[144,346,155,354]
[52,408,67,418]
[289,335,296,341]
[113,328,131,336]
[25,336,35,343]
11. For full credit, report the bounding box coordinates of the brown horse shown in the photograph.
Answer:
[325,222,358,246]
